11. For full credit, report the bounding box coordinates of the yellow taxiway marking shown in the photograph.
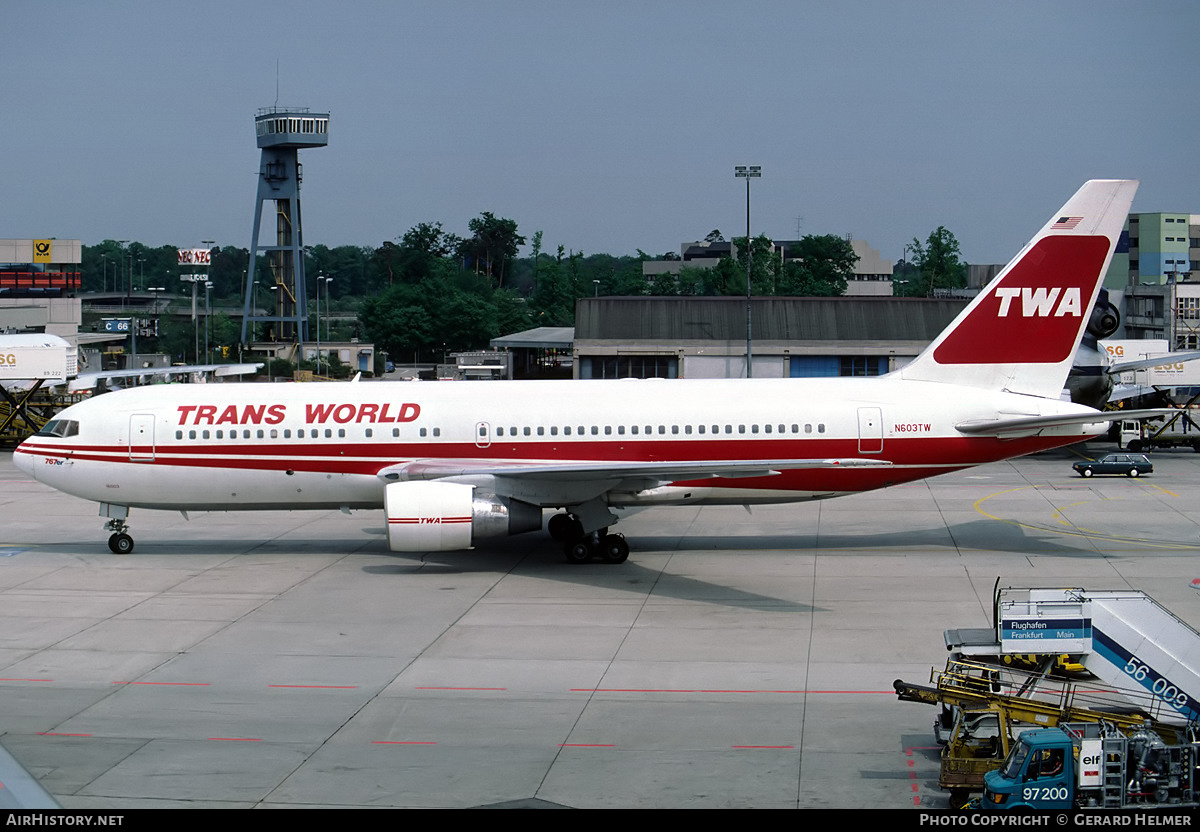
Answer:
[973,484,1199,550]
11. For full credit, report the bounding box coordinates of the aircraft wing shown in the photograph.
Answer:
[65,362,263,392]
[0,740,60,810]
[955,408,1176,437]
[377,456,892,483]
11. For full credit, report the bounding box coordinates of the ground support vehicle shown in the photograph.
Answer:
[1121,410,1200,452]
[978,721,1200,810]
[896,659,1160,806]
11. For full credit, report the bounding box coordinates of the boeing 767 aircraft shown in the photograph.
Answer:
[14,180,1155,563]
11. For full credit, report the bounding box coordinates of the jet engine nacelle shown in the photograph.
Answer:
[384,481,542,552]
[1087,291,1120,340]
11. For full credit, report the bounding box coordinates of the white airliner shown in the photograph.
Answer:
[14,180,1159,563]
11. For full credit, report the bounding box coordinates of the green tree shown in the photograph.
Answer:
[904,227,966,297]
[458,212,525,288]
[777,235,857,296]
[732,234,777,295]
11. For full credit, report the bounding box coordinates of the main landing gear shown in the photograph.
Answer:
[104,518,134,554]
[548,512,629,564]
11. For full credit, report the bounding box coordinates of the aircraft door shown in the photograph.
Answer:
[857,407,883,454]
[475,421,491,449]
[129,414,156,461]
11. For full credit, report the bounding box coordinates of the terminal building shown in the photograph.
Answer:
[570,295,967,380]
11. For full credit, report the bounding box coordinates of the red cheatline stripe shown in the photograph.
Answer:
[389,518,472,524]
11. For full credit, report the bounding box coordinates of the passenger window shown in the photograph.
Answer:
[188,430,196,439]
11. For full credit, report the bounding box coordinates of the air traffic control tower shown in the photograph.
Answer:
[240,107,329,346]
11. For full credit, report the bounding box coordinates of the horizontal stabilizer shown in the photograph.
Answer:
[1108,350,1200,375]
[956,408,1176,437]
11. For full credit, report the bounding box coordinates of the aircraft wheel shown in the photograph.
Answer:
[564,541,592,564]
[599,534,629,564]
[1081,468,1093,478]
[1128,468,1140,478]
[548,513,582,542]
[108,533,134,555]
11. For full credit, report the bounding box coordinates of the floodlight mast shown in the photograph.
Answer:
[734,165,760,378]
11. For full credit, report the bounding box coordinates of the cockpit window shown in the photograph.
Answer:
[37,419,79,438]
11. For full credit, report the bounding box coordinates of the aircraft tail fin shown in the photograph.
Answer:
[897,179,1138,399]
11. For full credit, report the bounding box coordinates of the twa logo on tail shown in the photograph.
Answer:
[933,235,1111,365]
[901,180,1137,399]
[994,286,1082,318]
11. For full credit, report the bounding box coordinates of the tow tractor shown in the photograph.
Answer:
[978,721,1200,810]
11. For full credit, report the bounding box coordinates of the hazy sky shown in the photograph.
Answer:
[4,1,1195,265]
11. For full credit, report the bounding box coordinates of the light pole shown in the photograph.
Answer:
[734,165,760,378]
[316,274,333,375]
[204,281,213,363]
[117,241,128,309]
[315,273,323,375]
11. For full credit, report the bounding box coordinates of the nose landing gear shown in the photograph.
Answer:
[104,514,134,554]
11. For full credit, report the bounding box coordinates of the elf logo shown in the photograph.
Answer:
[994,286,1082,318]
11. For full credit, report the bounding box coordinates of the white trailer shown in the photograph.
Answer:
[0,334,76,381]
